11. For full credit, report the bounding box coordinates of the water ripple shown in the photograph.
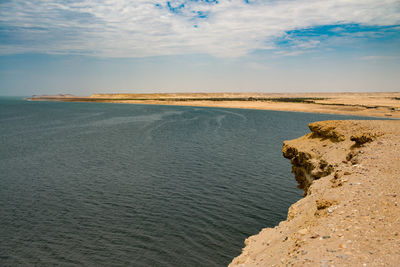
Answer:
[3,100,376,266]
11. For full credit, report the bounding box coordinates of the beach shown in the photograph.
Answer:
[29,92,400,119]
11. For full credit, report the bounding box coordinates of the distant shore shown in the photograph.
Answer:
[27,92,400,118]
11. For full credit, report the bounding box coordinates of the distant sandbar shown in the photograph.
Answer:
[27,92,400,118]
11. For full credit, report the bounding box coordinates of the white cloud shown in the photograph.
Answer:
[361,55,400,60]
[0,0,399,57]
[243,62,271,71]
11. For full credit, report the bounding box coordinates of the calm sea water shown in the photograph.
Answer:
[0,97,371,266]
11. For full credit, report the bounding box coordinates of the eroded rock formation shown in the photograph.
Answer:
[230,120,400,266]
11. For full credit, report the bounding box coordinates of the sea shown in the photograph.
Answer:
[0,97,373,266]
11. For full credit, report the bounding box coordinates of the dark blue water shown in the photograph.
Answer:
[0,98,372,266]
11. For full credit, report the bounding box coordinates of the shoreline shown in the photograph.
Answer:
[27,92,400,119]
[24,95,400,264]
[230,120,400,266]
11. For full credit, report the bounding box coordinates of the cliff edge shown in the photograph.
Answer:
[230,120,400,266]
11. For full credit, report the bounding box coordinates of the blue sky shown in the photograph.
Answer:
[0,0,399,96]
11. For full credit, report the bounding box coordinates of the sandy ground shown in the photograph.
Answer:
[29,92,400,118]
[230,120,400,266]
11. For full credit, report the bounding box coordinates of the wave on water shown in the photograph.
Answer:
[0,99,371,266]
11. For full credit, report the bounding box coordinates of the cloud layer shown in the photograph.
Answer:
[1,0,399,57]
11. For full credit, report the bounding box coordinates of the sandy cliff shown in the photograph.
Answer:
[230,120,400,266]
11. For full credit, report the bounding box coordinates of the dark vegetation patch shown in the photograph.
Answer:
[267,98,325,103]
[63,97,326,103]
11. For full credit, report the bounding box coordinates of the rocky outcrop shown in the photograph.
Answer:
[230,120,400,266]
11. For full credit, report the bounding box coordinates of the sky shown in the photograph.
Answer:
[0,0,400,96]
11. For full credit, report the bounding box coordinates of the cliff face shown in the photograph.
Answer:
[230,120,400,266]
[281,121,383,196]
